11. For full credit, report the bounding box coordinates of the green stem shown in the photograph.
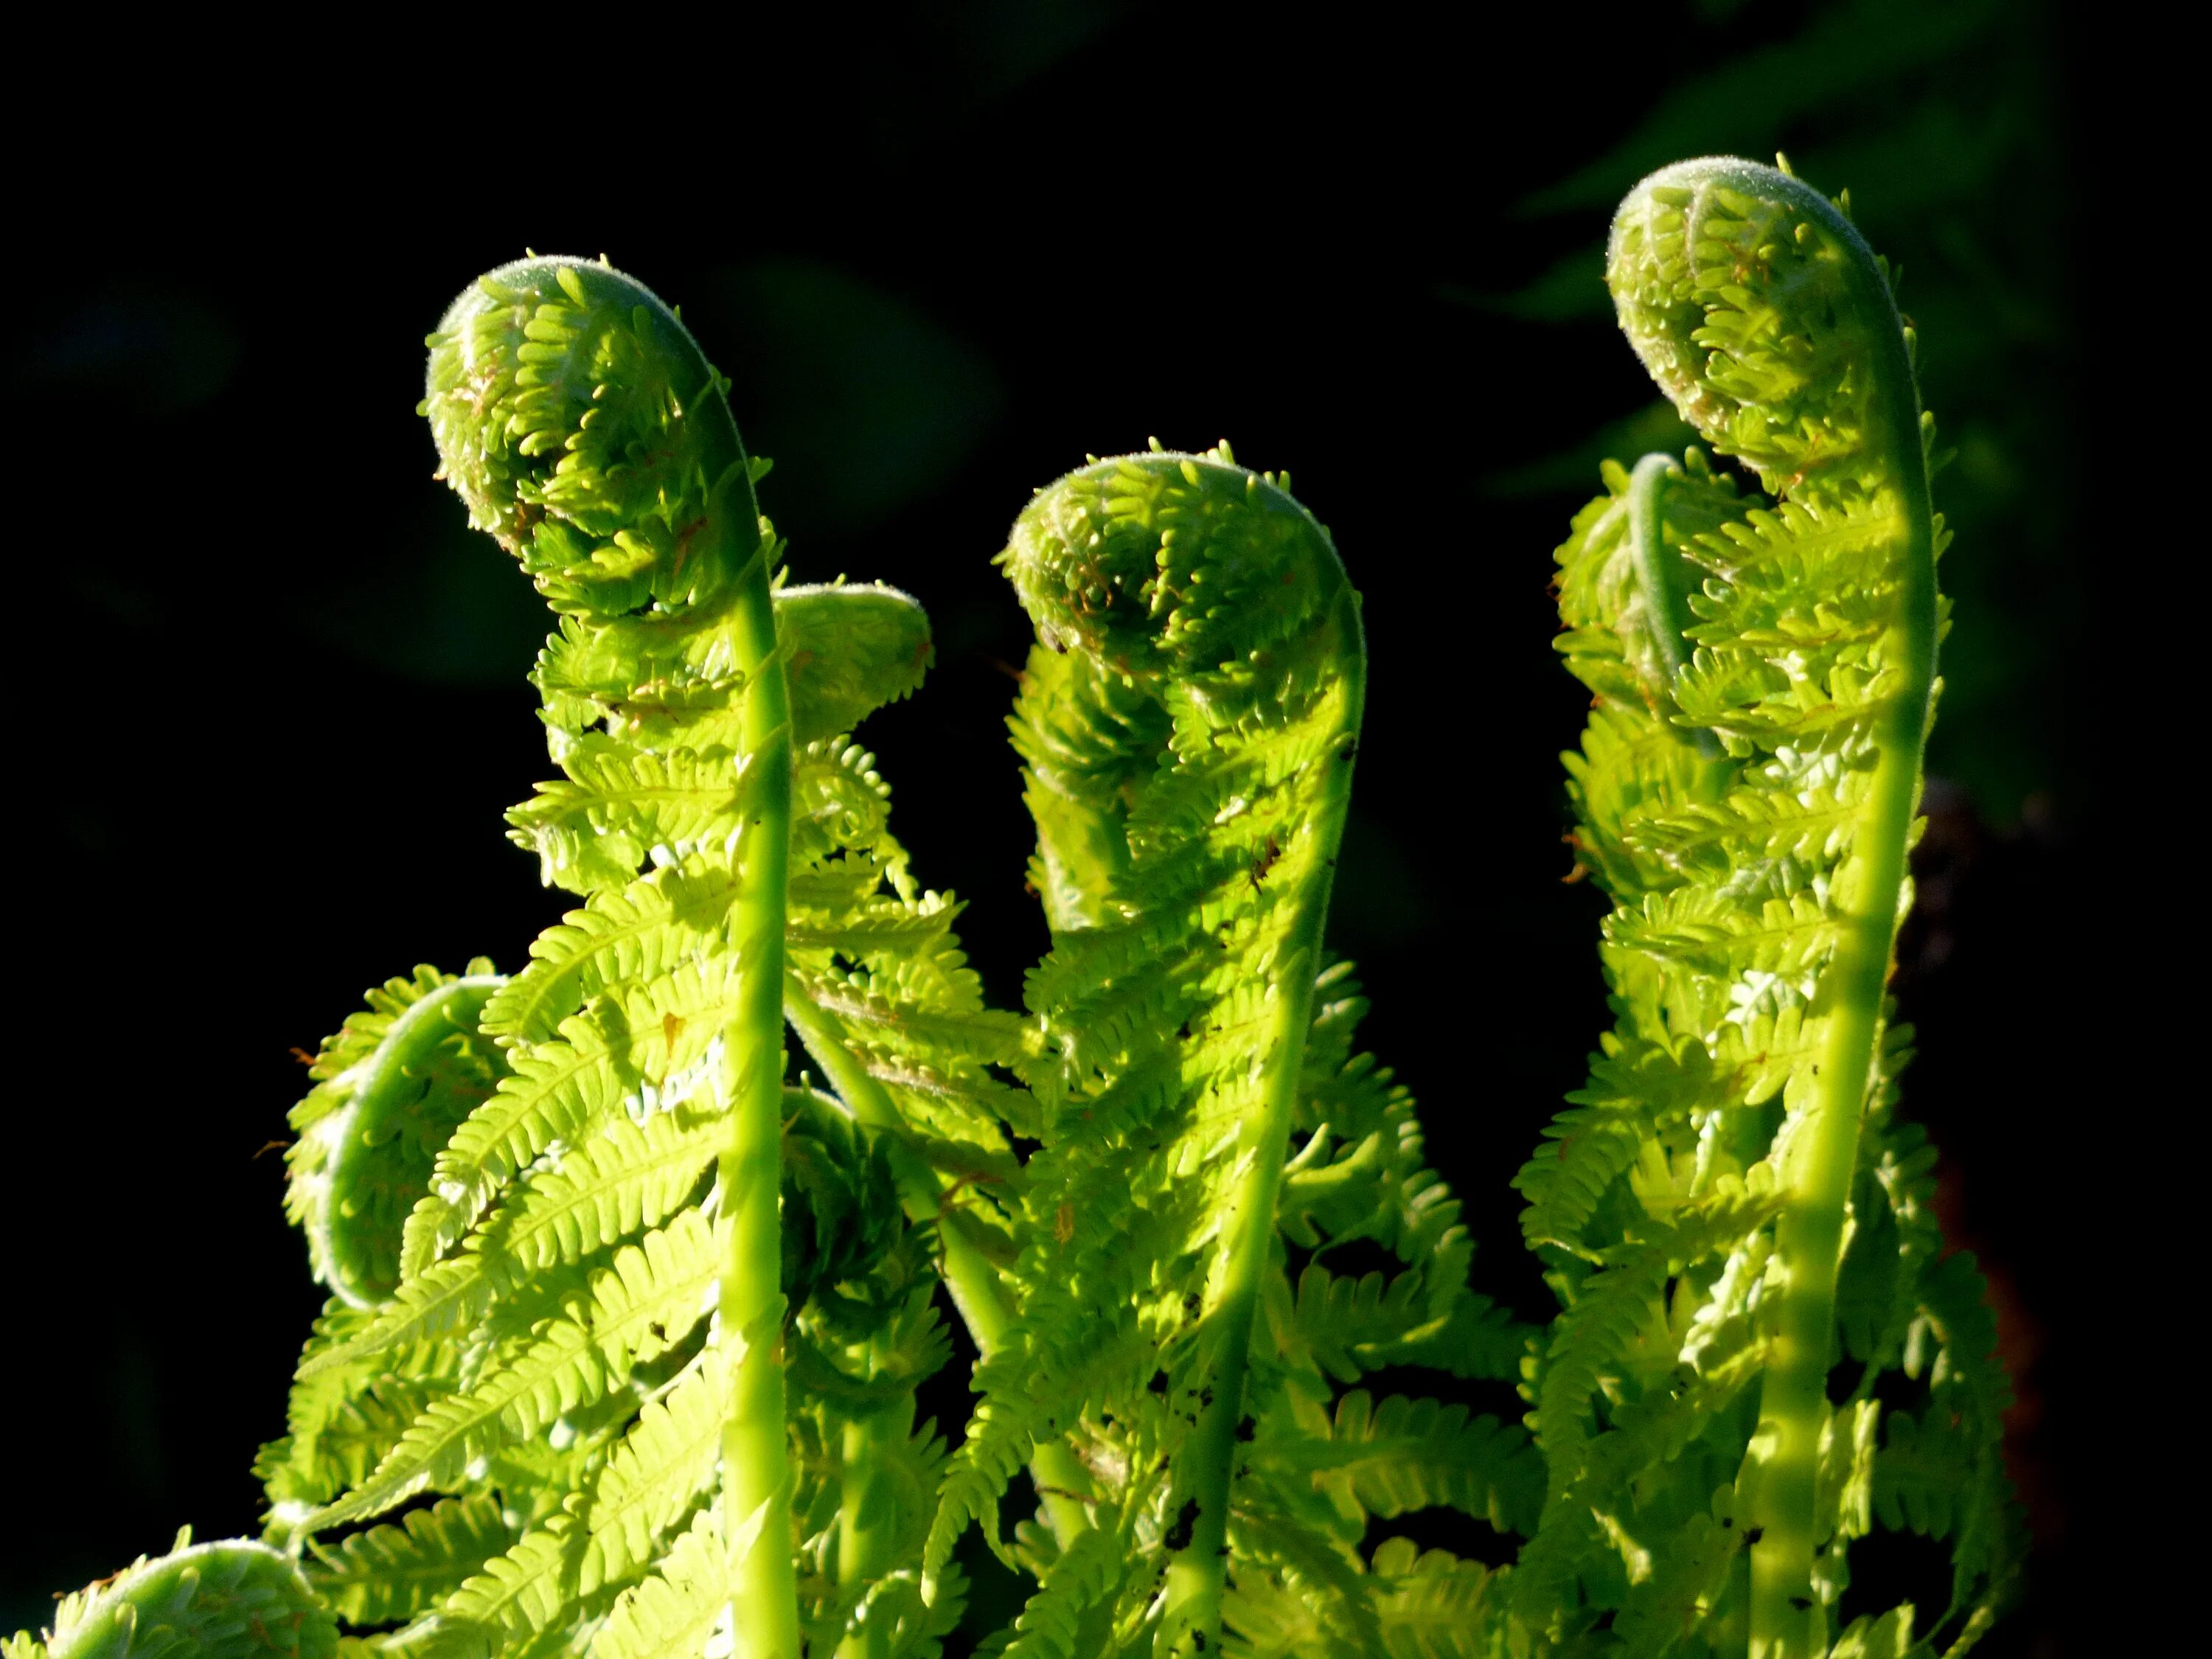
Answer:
[706,479,801,1659]
[785,985,1096,1545]
[1159,593,1366,1659]
[835,1340,901,1659]
[1739,186,1938,1659]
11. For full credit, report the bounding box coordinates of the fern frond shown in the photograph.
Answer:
[1517,158,2020,1653]
[1367,1540,1508,1659]
[778,582,933,742]
[481,859,742,1045]
[261,1301,463,1520]
[922,1313,1160,1586]
[268,254,1067,1659]
[586,1506,723,1659]
[296,1255,497,1383]
[1609,1503,1744,1657]
[486,1107,723,1286]
[1219,1567,1348,1659]
[406,953,742,1270]
[307,1495,518,1627]
[946,440,1551,1659]
[310,1211,727,1536]
[1283,1262,1528,1391]
[1265,1392,1543,1537]
[842,1568,965,1659]
[996,1526,1130,1659]
[1222,1488,1382,1659]
[434,1517,584,1652]
[301,1320,605,1533]
[506,741,749,897]
[580,1347,726,1594]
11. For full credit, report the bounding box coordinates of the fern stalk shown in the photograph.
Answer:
[714,481,802,1659]
[835,1340,897,1659]
[1160,588,1364,1654]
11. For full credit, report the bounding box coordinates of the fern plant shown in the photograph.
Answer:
[9,156,2017,1659]
[1519,158,2020,1657]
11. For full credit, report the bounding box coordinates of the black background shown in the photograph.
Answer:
[3,5,2157,1655]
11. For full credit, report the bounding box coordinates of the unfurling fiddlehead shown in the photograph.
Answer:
[917,445,1537,1659]
[257,257,1016,1659]
[1524,159,2019,1656]
[285,965,508,1308]
[4,1534,335,1659]
[1012,446,1367,1659]
[433,254,801,1659]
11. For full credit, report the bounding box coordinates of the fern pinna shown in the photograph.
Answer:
[941,447,1542,1659]
[1517,159,2021,1656]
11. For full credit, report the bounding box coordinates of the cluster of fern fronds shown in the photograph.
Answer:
[7,156,2021,1659]
[254,265,1530,1659]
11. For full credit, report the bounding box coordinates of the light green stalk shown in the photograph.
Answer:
[1741,359,1935,1659]
[1158,592,1365,1659]
[835,1336,899,1659]
[717,505,801,1659]
[1624,453,1730,770]
[1626,451,1697,687]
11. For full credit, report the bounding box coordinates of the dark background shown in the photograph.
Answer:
[4,4,2153,1654]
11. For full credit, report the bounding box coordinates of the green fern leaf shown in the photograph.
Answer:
[481,859,742,1045]
[306,1496,519,1627]
[287,965,507,1307]
[586,1507,723,1659]
[1367,1540,1508,1659]
[996,1526,1129,1659]
[436,1517,584,1652]
[580,1346,726,1594]
[1266,1392,1543,1537]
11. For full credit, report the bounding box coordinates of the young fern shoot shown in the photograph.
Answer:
[1523,159,2020,1656]
[430,257,802,1659]
[1013,450,1368,1658]
[933,448,1540,1659]
[259,258,1022,1659]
